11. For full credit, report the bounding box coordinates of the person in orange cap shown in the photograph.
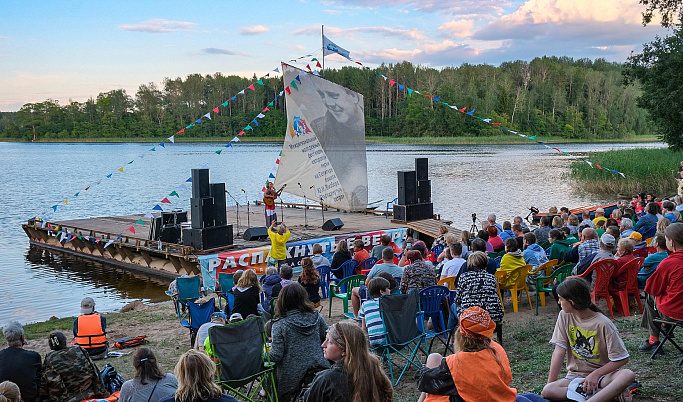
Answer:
[417,306,544,402]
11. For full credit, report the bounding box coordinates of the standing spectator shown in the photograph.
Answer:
[267,222,290,268]
[297,257,322,307]
[119,347,178,402]
[0,322,41,402]
[310,244,331,268]
[400,250,437,294]
[159,350,237,402]
[73,297,108,359]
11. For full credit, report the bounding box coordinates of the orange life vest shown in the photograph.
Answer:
[76,313,107,349]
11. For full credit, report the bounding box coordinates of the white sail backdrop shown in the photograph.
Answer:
[275,64,368,211]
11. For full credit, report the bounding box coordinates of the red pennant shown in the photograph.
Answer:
[276,159,280,164]
[95,238,100,244]
[238,131,245,136]
[48,223,53,229]
[161,197,171,204]
[285,86,291,95]
[213,107,219,113]
[596,164,603,170]
[85,186,90,191]
[306,64,312,71]
[177,128,185,134]
[458,107,466,112]
[389,80,396,87]
[424,94,431,99]
[248,84,255,91]
[355,61,363,65]
[492,123,501,126]
[262,187,266,192]
[127,226,136,234]
[316,61,322,68]
[553,147,561,152]
[263,107,270,112]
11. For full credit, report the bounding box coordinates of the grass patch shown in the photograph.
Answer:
[570,148,683,196]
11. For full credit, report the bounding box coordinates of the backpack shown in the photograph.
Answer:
[99,363,125,394]
[112,336,147,349]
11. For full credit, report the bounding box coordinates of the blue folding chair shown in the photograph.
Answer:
[181,299,215,346]
[418,285,452,353]
[168,276,202,320]
[358,257,378,274]
[217,273,235,313]
[336,259,359,280]
[317,265,331,299]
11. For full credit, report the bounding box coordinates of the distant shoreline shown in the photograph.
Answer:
[0,135,663,145]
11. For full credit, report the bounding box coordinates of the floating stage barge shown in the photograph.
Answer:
[23,203,458,281]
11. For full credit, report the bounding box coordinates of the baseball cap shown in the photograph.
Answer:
[80,297,95,315]
[600,233,616,247]
[628,232,643,241]
[595,208,605,213]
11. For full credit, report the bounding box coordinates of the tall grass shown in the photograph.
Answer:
[570,148,683,196]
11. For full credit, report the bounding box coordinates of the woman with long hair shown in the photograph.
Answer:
[399,249,437,294]
[0,382,21,402]
[119,347,177,402]
[303,321,393,402]
[330,240,352,279]
[159,350,237,402]
[230,269,262,319]
[297,257,322,307]
[269,282,328,402]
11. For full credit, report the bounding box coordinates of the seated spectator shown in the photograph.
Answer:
[569,228,600,271]
[549,206,559,215]
[487,226,505,252]
[636,202,659,239]
[400,250,437,294]
[119,347,177,402]
[448,251,504,331]
[592,207,607,227]
[159,349,237,402]
[595,219,606,237]
[367,247,403,279]
[297,257,322,307]
[0,322,41,402]
[656,217,671,238]
[628,232,647,250]
[523,232,548,269]
[471,238,498,275]
[73,297,108,359]
[370,234,392,261]
[609,238,635,293]
[512,224,525,250]
[329,241,352,278]
[476,230,494,253]
[542,278,635,402]
[351,239,370,269]
[231,269,262,319]
[269,283,329,402]
[514,215,529,230]
[358,277,391,346]
[560,226,578,243]
[499,221,515,242]
[432,226,449,248]
[459,231,471,259]
[533,216,552,244]
[606,225,621,241]
[551,215,562,229]
[39,331,107,402]
[377,272,401,295]
[195,312,226,351]
[639,223,683,352]
[488,213,503,233]
[399,240,432,268]
[580,210,596,229]
[548,229,572,262]
[574,233,617,289]
[0,381,21,402]
[440,243,466,281]
[310,243,331,268]
[497,238,526,288]
[567,214,580,235]
[611,209,623,225]
[638,234,668,287]
[278,265,294,290]
[261,267,282,311]
[303,322,392,402]
[419,307,542,402]
[663,200,680,223]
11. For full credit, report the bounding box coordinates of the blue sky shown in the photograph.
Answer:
[0,0,669,111]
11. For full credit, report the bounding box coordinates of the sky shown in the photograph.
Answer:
[0,0,671,112]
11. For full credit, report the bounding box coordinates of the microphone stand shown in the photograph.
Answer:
[242,189,250,228]
[298,183,309,228]
[320,196,325,226]
[225,189,240,237]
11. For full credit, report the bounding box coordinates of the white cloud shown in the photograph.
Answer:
[293,25,426,41]
[324,9,342,14]
[118,19,196,33]
[438,19,475,38]
[239,25,270,35]
[200,48,248,56]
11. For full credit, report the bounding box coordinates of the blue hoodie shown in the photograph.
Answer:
[261,274,282,310]
[523,243,548,268]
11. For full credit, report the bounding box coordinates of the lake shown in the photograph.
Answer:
[0,141,665,324]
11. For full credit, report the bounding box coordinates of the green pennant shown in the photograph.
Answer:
[441,102,450,106]
[221,101,229,107]
[245,125,253,130]
[290,81,298,90]
[150,147,156,151]
[77,235,82,240]
[74,192,80,197]
[169,191,179,197]
[407,88,413,96]
[256,79,264,86]
[528,136,536,140]
[135,219,144,224]
[188,123,195,128]
[311,58,318,61]
[268,101,274,106]
[216,150,222,155]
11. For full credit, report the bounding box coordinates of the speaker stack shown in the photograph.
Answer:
[150,210,188,243]
[182,168,233,250]
[393,158,433,222]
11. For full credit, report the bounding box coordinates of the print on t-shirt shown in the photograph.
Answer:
[569,326,598,361]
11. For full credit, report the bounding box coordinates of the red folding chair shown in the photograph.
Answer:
[609,257,644,317]
[570,259,619,318]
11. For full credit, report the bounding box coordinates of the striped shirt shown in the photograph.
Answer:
[358,299,385,345]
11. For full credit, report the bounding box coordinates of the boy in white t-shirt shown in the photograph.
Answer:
[542,277,635,402]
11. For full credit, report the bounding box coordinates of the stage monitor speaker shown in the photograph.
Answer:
[322,218,344,231]
[182,225,233,250]
[191,169,210,198]
[191,197,214,229]
[393,203,433,222]
[210,183,227,226]
[243,226,269,241]
[397,170,417,205]
[160,224,181,244]
[415,158,429,181]
[417,180,431,204]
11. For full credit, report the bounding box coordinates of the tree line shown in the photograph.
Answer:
[0,56,657,141]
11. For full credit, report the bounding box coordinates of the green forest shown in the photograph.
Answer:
[0,56,657,141]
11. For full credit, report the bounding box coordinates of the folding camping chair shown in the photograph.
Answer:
[208,317,278,401]
[167,275,202,320]
[371,291,426,386]
[180,299,214,346]
[651,317,683,366]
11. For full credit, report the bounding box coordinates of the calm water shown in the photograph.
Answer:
[0,141,665,324]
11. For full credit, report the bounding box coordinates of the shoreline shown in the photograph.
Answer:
[0,135,662,145]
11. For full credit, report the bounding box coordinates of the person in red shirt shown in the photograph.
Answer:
[639,223,683,352]
[351,239,369,270]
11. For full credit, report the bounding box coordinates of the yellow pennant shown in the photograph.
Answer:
[63,199,68,204]
[118,167,124,172]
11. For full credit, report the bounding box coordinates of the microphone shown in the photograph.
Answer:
[298,182,302,187]
[241,189,245,193]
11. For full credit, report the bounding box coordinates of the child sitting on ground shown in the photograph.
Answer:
[542,277,635,402]
[358,277,391,346]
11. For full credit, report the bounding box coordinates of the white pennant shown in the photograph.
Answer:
[238,90,245,95]
[232,137,240,142]
[257,113,265,118]
[104,239,115,248]
[168,135,175,143]
[204,113,211,120]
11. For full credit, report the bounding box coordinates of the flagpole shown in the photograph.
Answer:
[321,24,325,77]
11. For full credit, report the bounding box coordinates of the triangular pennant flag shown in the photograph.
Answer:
[245,125,253,131]
[458,107,466,112]
[256,79,264,86]
[248,84,255,91]
[195,119,202,124]
[74,192,80,197]
[104,239,114,248]
[128,160,134,164]
[116,233,122,242]
[135,219,144,224]
[221,101,228,107]
[161,197,171,204]
[178,183,188,190]
[306,64,312,71]
[169,191,179,197]
[618,172,626,178]
[144,212,154,218]
[230,96,237,101]
[313,71,320,76]
[295,75,301,84]
[85,186,90,191]
[276,158,280,164]
[238,131,245,136]
[311,57,318,61]
[466,109,476,116]
[407,88,413,96]
[415,90,421,94]
[252,119,259,126]
[398,84,404,91]
[257,113,265,118]
[52,205,58,212]
[150,148,155,152]
[389,80,396,87]
[285,87,291,95]
[596,164,603,170]
[216,150,222,155]
[433,96,441,101]
[168,135,175,143]
[201,164,209,169]
[316,61,322,68]
[213,107,219,113]
[204,113,211,120]
[225,143,232,148]
[268,102,274,107]
[107,173,113,178]
[118,167,123,172]
[238,90,245,95]
[232,137,240,142]
[279,91,283,96]
[528,135,536,140]
[492,123,501,126]
[153,204,163,211]
[63,199,68,204]
[186,177,192,182]
[273,67,280,73]
[269,173,275,178]
[177,128,185,134]
[290,81,298,90]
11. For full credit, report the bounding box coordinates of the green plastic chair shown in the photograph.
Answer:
[328,274,366,318]
[487,251,506,259]
[534,263,575,315]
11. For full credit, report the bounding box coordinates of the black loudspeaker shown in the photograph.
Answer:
[415,158,429,181]
[183,225,233,250]
[243,227,269,241]
[149,216,163,240]
[191,198,214,229]
[191,169,210,198]
[161,211,187,226]
[417,180,431,204]
[210,183,227,226]
[160,224,181,243]
[393,203,433,222]
[322,218,344,231]
[397,170,417,205]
